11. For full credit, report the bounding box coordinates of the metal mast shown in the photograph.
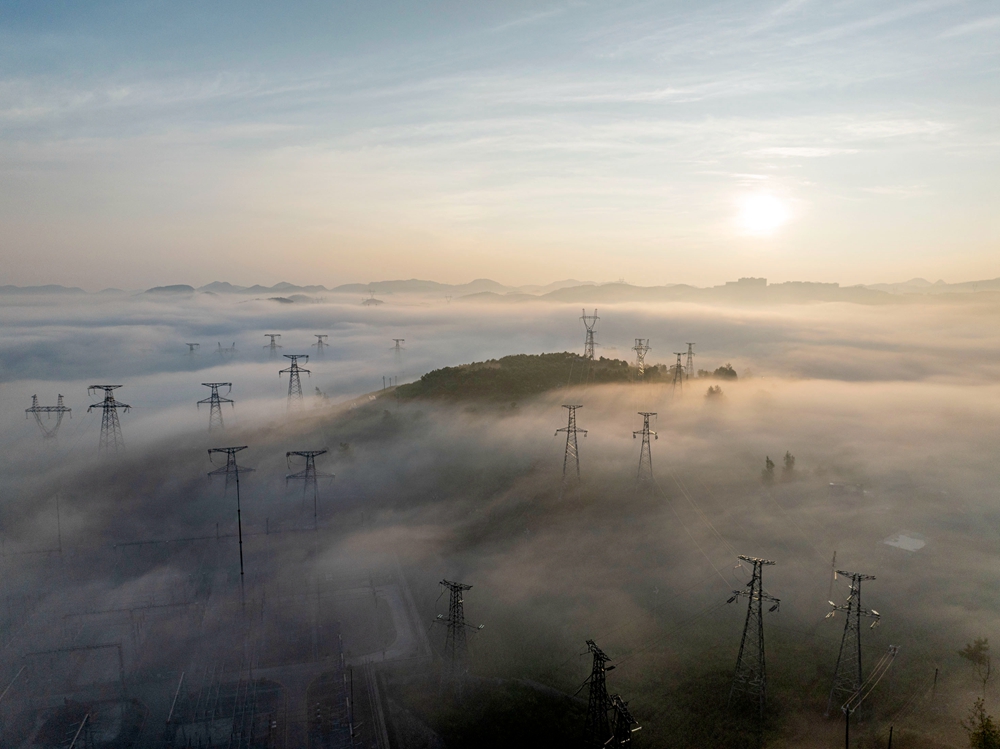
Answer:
[436,580,478,679]
[207,447,254,583]
[279,354,310,406]
[609,694,639,748]
[583,640,613,748]
[26,394,71,440]
[197,382,233,431]
[825,570,880,716]
[263,334,281,358]
[633,412,657,483]
[556,405,587,482]
[631,339,650,380]
[312,334,328,356]
[87,386,130,453]
[727,555,780,719]
[581,309,599,359]
[685,343,695,379]
[185,343,200,353]
[672,352,685,392]
[286,449,334,529]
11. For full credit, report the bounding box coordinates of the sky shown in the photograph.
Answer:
[1,0,998,290]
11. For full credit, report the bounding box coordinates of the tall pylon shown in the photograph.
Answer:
[556,404,587,483]
[685,342,696,379]
[264,334,282,359]
[581,309,599,359]
[197,382,233,431]
[279,354,310,406]
[825,570,880,716]
[393,338,405,370]
[286,449,335,529]
[313,335,328,356]
[207,446,255,584]
[633,412,657,483]
[672,352,685,392]
[87,386,130,454]
[216,341,237,360]
[632,339,650,380]
[726,555,780,719]
[185,343,200,354]
[26,394,71,440]
[435,580,482,680]
[583,640,613,748]
[609,694,639,748]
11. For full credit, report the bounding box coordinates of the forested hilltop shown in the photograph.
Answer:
[395,352,645,400]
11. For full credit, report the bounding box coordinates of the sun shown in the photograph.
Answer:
[737,194,791,236]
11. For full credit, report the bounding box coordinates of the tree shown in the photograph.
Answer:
[705,385,724,399]
[963,698,1000,748]
[713,364,738,380]
[961,639,993,696]
[762,456,775,485]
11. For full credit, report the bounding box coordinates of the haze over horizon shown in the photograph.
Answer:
[2,1,998,290]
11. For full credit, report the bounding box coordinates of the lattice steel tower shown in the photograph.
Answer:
[197,382,233,431]
[825,570,880,716]
[436,580,479,679]
[286,449,334,529]
[633,412,657,483]
[88,386,130,453]
[632,339,650,380]
[672,352,685,392]
[727,555,780,719]
[279,354,310,405]
[264,334,282,359]
[609,694,639,748]
[26,394,71,440]
[313,334,328,356]
[556,404,587,482]
[185,343,200,353]
[685,343,695,378]
[581,309,599,359]
[583,640,613,748]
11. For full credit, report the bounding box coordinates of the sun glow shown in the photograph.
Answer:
[737,194,791,236]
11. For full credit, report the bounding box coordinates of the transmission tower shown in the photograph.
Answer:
[264,334,282,359]
[581,309,599,359]
[279,354,310,406]
[583,640,613,748]
[825,570,880,716]
[633,412,657,483]
[286,449,335,529]
[631,339,650,380]
[672,352,685,392]
[216,341,237,360]
[313,334,328,356]
[609,694,639,748]
[185,343,200,353]
[87,386,130,453]
[556,404,587,483]
[726,555,780,719]
[26,394,71,440]
[435,580,482,680]
[207,447,255,584]
[197,382,233,431]
[685,343,696,379]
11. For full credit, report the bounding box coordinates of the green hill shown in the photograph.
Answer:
[395,352,661,400]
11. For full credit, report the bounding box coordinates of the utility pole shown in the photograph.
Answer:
[631,339,650,380]
[609,694,640,748]
[26,394,71,440]
[581,310,599,359]
[685,343,695,379]
[279,355,310,406]
[185,343,200,354]
[286,450,334,529]
[672,352,685,392]
[197,382,233,431]
[583,640,613,748]
[435,580,482,681]
[207,447,254,592]
[87,386,130,454]
[313,334,328,356]
[555,405,587,483]
[726,555,780,720]
[633,412,657,483]
[826,570,880,716]
[264,334,282,359]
